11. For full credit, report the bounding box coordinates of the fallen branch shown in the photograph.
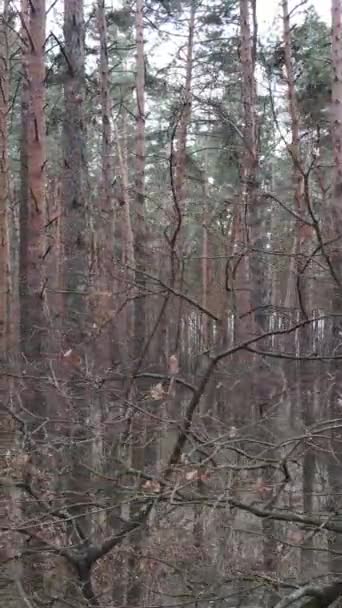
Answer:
[274,580,342,608]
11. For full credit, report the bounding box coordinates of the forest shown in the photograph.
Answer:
[1,0,342,607]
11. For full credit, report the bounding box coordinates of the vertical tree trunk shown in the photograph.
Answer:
[237,0,256,331]
[174,0,195,209]
[97,0,112,230]
[0,0,13,446]
[282,0,305,310]
[239,0,278,582]
[201,167,209,349]
[62,0,91,552]
[20,0,46,413]
[20,0,46,358]
[95,0,115,339]
[331,0,342,219]
[134,0,146,363]
[62,0,87,346]
[125,3,148,605]
[328,0,342,578]
[45,176,63,348]
[92,0,115,492]
[171,0,196,356]
[0,0,9,356]
[282,0,314,579]
[115,114,135,347]
[0,3,18,595]
[19,0,46,599]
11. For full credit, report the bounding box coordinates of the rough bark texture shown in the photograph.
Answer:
[328,0,342,578]
[19,0,47,599]
[0,0,9,356]
[62,0,92,569]
[62,0,88,346]
[20,0,46,357]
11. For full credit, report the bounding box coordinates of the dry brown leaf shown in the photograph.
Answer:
[150,382,165,400]
[62,348,81,368]
[142,479,161,493]
[185,470,198,481]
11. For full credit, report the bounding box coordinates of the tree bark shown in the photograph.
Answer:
[95,0,115,351]
[0,2,19,596]
[174,0,195,210]
[62,0,92,577]
[125,2,147,605]
[328,0,342,579]
[240,0,278,582]
[19,0,47,599]
[115,114,135,348]
[20,0,46,358]
[62,0,88,346]
[282,0,305,311]
[134,0,146,364]
[0,0,9,356]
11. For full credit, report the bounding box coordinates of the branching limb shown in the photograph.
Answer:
[274,581,342,608]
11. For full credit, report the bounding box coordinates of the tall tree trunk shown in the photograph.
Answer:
[240,0,278,582]
[94,0,115,347]
[62,0,91,559]
[115,114,135,350]
[282,0,314,579]
[0,0,9,356]
[95,0,114,439]
[172,0,195,354]
[20,0,46,358]
[63,0,88,345]
[97,0,112,230]
[174,0,195,209]
[282,0,305,310]
[125,1,146,605]
[328,0,342,578]
[19,0,47,599]
[201,166,209,349]
[237,0,256,332]
[134,0,146,364]
[0,2,19,595]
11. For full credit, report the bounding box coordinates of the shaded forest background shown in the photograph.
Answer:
[1,0,342,607]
